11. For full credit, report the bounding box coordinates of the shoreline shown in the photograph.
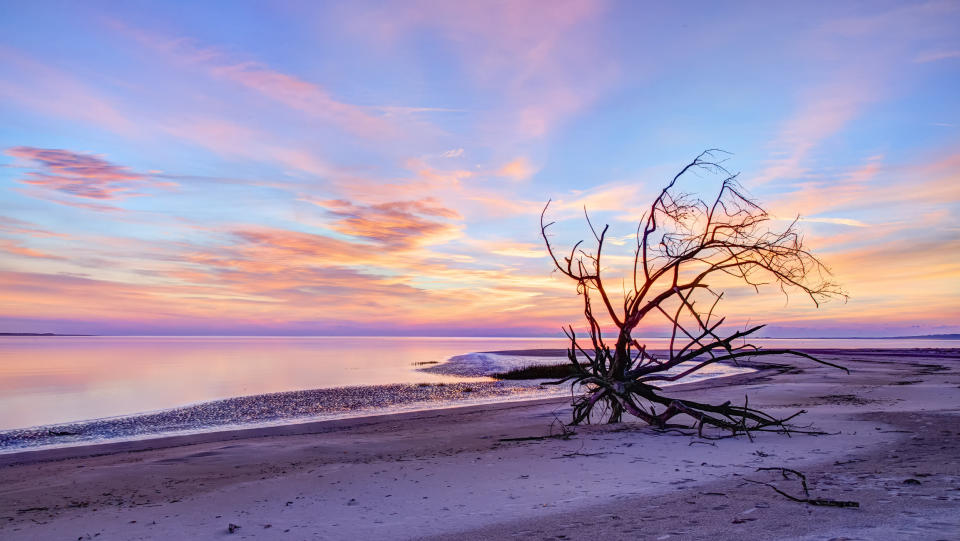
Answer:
[0,397,565,468]
[0,380,551,456]
[0,349,754,457]
[1,348,957,539]
[0,358,774,467]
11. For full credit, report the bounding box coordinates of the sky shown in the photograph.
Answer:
[0,0,958,337]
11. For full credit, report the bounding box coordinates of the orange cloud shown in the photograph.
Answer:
[497,157,536,181]
[326,159,541,221]
[302,198,462,249]
[546,182,649,220]
[100,224,571,330]
[0,239,60,259]
[475,240,546,259]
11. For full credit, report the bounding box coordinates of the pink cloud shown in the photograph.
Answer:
[210,63,396,138]
[159,117,262,158]
[0,217,65,238]
[325,159,543,221]
[6,147,173,206]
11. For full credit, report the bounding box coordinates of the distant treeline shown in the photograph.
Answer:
[0,332,93,336]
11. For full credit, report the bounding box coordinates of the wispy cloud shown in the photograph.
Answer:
[350,0,614,140]
[0,217,65,238]
[0,239,61,259]
[753,1,959,186]
[474,240,546,259]
[210,61,397,138]
[0,48,134,134]
[914,49,960,63]
[766,154,883,219]
[109,21,432,139]
[799,217,868,227]
[753,84,872,185]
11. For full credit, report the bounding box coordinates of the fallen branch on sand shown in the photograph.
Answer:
[745,467,859,508]
[498,433,574,442]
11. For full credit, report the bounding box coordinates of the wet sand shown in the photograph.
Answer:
[0,380,554,453]
[1,348,958,540]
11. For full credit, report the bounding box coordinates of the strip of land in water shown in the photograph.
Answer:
[0,348,958,540]
[0,332,94,336]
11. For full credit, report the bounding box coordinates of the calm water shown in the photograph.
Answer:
[0,336,562,431]
[0,335,955,435]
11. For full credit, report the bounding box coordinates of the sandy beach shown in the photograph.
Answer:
[1,348,958,540]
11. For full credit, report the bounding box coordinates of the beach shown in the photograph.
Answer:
[1,348,958,540]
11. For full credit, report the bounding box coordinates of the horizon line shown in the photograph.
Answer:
[2,333,958,340]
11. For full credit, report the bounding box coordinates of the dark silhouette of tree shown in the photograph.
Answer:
[541,150,846,435]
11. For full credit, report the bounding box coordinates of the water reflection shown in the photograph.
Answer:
[0,336,565,429]
[1,335,954,431]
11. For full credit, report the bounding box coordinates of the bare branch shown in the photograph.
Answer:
[542,150,847,432]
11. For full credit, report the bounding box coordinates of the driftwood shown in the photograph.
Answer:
[541,150,847,435]
[498,433,573,442]
[746,467,859,508]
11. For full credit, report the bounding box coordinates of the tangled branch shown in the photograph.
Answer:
[541,150,847,435]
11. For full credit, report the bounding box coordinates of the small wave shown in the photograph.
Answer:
[420,351,754,384]
[421,352,573,377]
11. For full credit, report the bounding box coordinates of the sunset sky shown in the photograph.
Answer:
[1,1,958,337]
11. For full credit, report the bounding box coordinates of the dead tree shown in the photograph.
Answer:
[541,150,846,435]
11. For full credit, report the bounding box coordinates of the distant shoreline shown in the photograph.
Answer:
[757,333,960,340]
[2,332,958,339]
[0,333,94,337]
